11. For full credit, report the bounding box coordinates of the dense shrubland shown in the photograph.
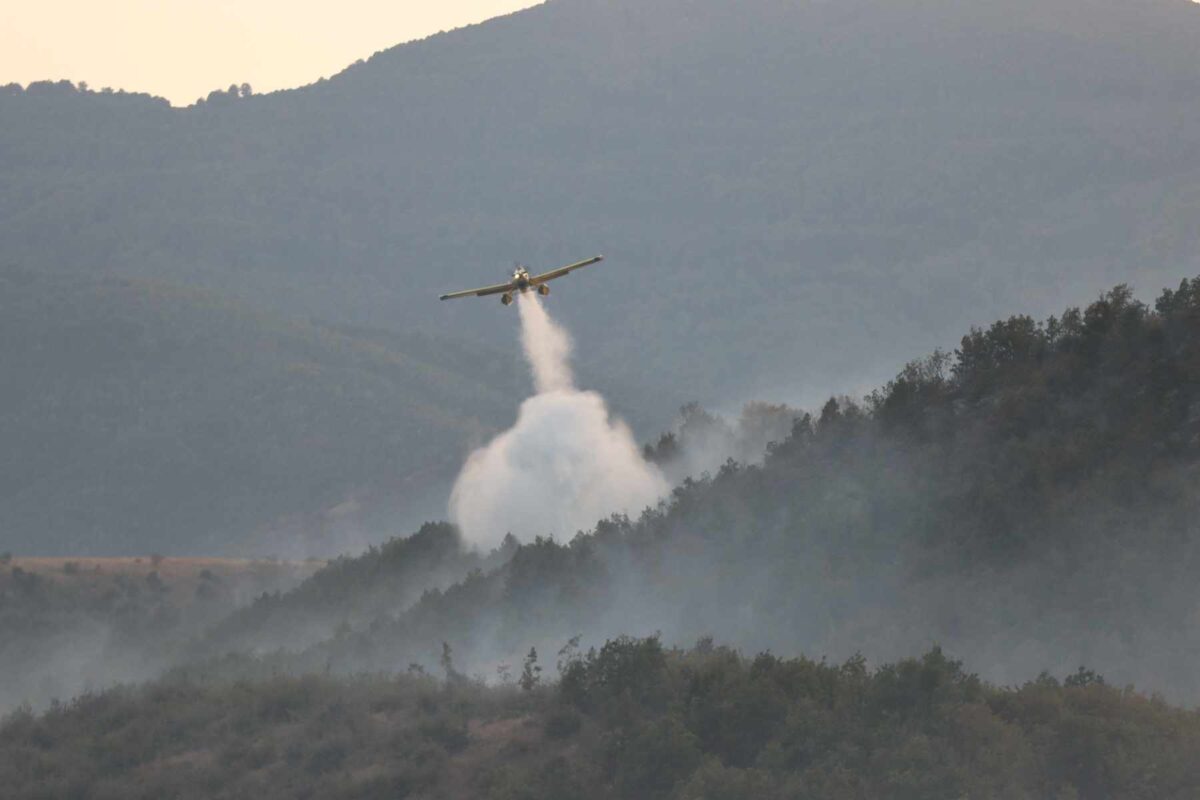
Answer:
[3,638,1197,799]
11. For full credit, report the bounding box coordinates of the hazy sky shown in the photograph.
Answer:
[1,1,539,106]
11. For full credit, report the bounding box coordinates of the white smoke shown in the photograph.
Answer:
[449,296,668,550]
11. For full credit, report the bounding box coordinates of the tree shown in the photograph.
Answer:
[440,641,460,682]
[1064,666,1105,688]
[557,635,582,675]
[520,647,542,691]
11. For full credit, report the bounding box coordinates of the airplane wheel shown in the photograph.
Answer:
[538,284,550,296]
[501,293,513,306]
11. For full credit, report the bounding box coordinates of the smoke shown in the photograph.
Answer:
[449,296,668,550]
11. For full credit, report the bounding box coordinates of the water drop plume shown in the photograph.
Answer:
[449,295,667,550]
[518,295,573,393]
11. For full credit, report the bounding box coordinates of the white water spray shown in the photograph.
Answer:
[518,294,574,394]
[449,296,668,550]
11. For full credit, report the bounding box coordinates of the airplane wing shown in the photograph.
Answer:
[439,281,516,300]
[531,255,604,284]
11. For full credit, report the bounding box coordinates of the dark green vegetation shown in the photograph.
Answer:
[0,266,526,555]
[3,0,1200,405]
[3,638,1199,799]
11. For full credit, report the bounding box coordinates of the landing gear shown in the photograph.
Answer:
[501,293,514,306]
[538,284,550,296]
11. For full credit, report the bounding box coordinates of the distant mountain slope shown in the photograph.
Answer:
[0,265,526,556]
[3,0,1199,404]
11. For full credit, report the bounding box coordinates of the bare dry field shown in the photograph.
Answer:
[2,556,324,607]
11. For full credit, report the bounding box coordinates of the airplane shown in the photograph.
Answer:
[439,255,604,305]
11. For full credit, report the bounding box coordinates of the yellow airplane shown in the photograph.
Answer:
[439,256,604,306]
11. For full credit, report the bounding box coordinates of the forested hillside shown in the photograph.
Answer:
[3,275,1199,796]
[3,0,1200,403]
[0,265,527,556]
[4,639,1198,799]
[198,523,506,655]
[0,556,319,716]
[8,1,1200,793]
[200,276,1200,700]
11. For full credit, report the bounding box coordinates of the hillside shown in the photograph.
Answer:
[0,555,319,714]
[197,522,504,655]
[186,403,797,658]
[2,272,1198,779]
[3,639,1198,799]
[3,0,1200,404]
[199,274,1200,701]
[1,556,321,609]
[0,265,528,556]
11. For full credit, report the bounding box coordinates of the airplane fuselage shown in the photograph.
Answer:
[438,255,603,305]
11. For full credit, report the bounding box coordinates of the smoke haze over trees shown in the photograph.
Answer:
[5,2,1200,794]
[3,266,1200,792]
[5,641,1200,799]
[7,275,1190,714]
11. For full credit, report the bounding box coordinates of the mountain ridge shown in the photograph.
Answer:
[0,265,528,556]
[4,0,1200,407]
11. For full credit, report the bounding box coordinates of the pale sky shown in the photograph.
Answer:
[0,1,540,106]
